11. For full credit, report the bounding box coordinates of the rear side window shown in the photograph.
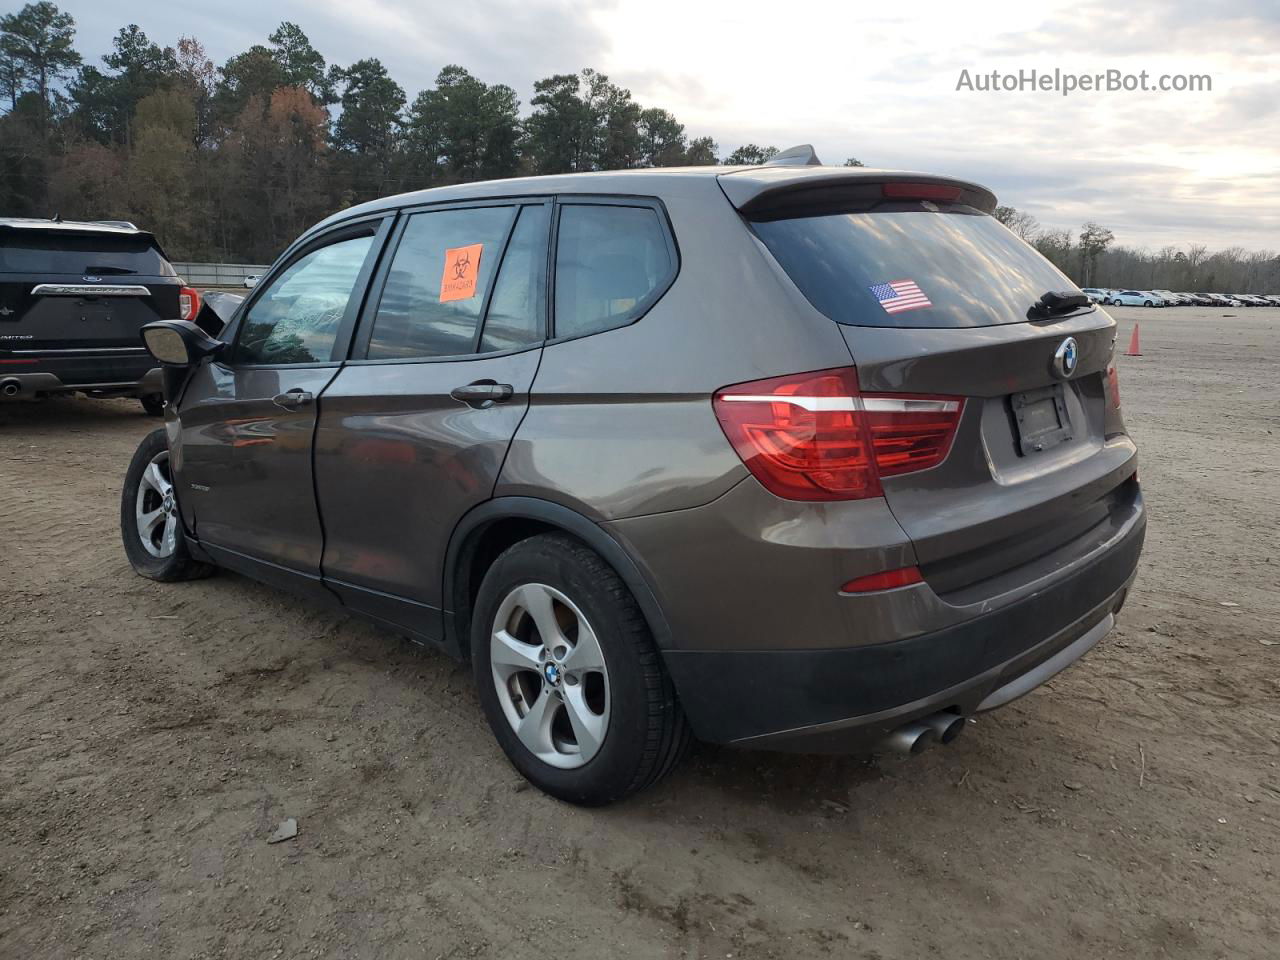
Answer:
[0,232,175,276]
[479,204,549,354]
[366,206,517,360]
[751,204,1081,328]
[237,234,374,365]
[553,204,673,339]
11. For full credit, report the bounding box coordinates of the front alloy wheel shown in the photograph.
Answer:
[490,583,610,768]
[120,427,213,582]
[135,450,179,559]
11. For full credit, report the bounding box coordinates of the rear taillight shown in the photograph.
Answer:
[1106,363,1121,409]
[179,286,200,321]
[713,366,964,501]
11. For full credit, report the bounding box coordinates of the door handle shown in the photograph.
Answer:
[450,381,514,408]
[272,389,314,409]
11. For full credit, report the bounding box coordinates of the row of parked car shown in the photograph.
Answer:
[1082,288,1280,308]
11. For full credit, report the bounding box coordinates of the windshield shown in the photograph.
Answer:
[0,232,175,276]
[751,203,1084,328]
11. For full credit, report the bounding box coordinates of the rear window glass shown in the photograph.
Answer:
[366,205,517,360]
[554,204,673,339]
[751,204,1081,328]
[479,204,549,354]
[0,232,175,276]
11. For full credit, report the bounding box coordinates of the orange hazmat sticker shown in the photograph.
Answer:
[440,243,483,302]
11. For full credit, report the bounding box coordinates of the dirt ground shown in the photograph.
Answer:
[2,306,1277,960]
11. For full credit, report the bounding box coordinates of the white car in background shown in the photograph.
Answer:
[1081,287,1109,303]
[1109,290,1165,307]
[242,274,262,289]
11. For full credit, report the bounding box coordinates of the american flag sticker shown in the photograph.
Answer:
[869,279,932,315]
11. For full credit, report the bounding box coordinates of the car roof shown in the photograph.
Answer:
[0,216,156,240]
[306,165,997,238]
[0,217,174,264]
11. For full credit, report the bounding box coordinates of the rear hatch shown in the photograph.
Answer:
[0,227,182,357]
[727,170,1139,604]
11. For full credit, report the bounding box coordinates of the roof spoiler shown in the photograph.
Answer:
[764,144,822,167]
[719,170,998,219]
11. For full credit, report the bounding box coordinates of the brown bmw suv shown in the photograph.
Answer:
[122,157,1145,805]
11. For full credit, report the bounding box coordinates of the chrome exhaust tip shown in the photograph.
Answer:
[1,379,20,397]
[883,721,937,755]
[922,711,966,745]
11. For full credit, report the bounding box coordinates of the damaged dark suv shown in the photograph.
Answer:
[1,218,199,413]
[121,155,1145,805]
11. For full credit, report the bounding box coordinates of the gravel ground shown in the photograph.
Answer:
[1,306,1277,959]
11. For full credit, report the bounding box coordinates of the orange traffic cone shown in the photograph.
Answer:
[1124,324,1142,357]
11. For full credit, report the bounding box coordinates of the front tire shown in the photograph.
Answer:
[120,428,214,582]
[1144,300,1154,307]
[471,533,689,805]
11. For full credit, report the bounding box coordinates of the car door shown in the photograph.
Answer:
[313,200,550,642]
[174,217,391,600]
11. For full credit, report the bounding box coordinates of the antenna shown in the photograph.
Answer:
[765,144,822,167]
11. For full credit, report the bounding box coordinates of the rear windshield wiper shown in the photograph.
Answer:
[84,265,138,275]
[1028,290,1091,320]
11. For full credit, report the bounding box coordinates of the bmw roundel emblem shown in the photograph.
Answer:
[1053,337,1079,379]
[543,662,561,686]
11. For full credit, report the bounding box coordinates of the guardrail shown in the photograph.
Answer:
[171,262,271,286]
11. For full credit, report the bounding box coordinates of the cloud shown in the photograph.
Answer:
[63,0,616,99]
[57,0,1280,250]
[311,0,617,96]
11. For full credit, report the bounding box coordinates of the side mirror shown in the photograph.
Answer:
[140,320,225,367]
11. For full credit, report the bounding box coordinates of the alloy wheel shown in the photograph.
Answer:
[489,582,611,769]
[135,450,178,559]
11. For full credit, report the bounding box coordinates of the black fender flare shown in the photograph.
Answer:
[442,496,673,658]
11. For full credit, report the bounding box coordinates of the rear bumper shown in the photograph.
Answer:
[661,500,1145,751]
[0,361,161,399]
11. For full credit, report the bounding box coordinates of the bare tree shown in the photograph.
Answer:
[994,204,1040,241]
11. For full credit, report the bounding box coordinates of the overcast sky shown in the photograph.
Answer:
[57,0,1279,251]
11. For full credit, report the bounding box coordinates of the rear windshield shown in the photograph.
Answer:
[751,204,1082,328]
[0,232,175,276]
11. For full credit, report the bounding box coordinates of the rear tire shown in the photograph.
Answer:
[120,428,214,582]
[140,394,165,416]
[471,533,689,805]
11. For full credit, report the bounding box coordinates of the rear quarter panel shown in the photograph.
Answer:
[497,178,857,520]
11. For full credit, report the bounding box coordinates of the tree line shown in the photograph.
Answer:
[3,3,851,262]
[3,2,1272,291]
[996,207,1279,295]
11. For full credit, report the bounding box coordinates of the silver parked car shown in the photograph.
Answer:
[122,157,1145,804]
[1108,290,1164,307]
